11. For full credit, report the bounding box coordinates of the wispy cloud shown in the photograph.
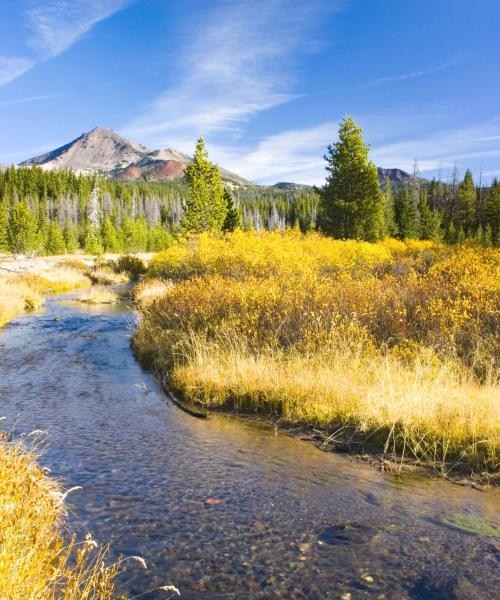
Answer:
[0,56,35,87]
[24,0,132,58]
[363,59,461,87]
[0,93,63,108]
[125,0,340,147]
[208,115,500,185]
[370,118,500,174]
[0,1,131,88]
[212,122,338,184]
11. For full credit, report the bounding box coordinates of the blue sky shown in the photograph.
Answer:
[1,0,499,184]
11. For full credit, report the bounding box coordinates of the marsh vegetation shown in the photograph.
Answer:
[134,231,500,477]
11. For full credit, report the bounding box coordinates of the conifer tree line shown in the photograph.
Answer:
[1,125,499,254]
[0,150,317,255]
[318,116,500,245]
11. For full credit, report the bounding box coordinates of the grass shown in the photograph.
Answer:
[0,439,127,598]
[134,231,500,477]
[0,263,90,327]
[76,286,120,305]
[0,437,180,598]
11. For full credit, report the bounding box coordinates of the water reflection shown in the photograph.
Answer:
[0,295,498,599]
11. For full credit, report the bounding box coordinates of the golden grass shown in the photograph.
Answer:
[0,265,90,327]
[76,286,120,305]
[132,278,173,307]
[0,440,123,599]
[134,231,500,474]
[172,336,499,472]
[86,267,129,286]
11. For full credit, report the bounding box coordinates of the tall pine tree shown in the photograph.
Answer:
[7,201,37,254]
[222,188,242,232]
[182,137,227,232]
[318,116,384,241]
[0,199,8,252]
[457,169,477,237]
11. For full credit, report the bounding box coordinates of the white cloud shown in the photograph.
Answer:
[0,1,130,88]
[363,59,461,86]
[212,122,338,184]
[125,0,340,145]
[371,118,500,174]
[24,0,131,58]
[0,56,35,87]
[0,93,63,108]
[204,115,500,185]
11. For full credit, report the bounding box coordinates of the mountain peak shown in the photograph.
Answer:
[19,127,250,186]
[20,127,149,172]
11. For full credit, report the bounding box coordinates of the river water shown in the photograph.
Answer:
[0,292,498,599]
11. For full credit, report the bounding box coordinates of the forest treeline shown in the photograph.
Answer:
[0,164,318,254]
[0,119,499,254]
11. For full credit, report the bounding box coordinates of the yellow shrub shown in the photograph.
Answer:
[135,232,500,473]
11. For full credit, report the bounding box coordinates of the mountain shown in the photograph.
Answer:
[20,127,424,190]
[20,127,250,186]
[273,182,313,191]
[377,167,427,188]
[272,168,423,191]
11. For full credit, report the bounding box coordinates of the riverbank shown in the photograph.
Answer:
[133,231,500,480]
[2,281,498,598]
[0,252,152,326]
[0,258,89,326]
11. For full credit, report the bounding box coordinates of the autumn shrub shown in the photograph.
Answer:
[134,232,500,473]
[111,255,146,281]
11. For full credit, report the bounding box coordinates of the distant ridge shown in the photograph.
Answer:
[273,168,425,190]
[20,127,250,187]
[20,127,425,189]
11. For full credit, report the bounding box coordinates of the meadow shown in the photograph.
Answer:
[134,231,500,477]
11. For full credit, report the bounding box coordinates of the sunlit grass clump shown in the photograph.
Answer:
[0,263,90,327]
[0,440,124,599]
[135,231,500,475]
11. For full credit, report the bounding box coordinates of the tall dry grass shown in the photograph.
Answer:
[134,231,500,474]
[0,263,90,327]
[0,438,180,599]
[0,440,125,599]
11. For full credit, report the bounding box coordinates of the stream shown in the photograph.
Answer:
[0,290,498,599]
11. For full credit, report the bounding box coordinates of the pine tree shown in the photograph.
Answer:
[0,200,8,252]
[383,177,397,237]
[45,222,66,255]
[120,217,148,252]
[395,187,418,238]
[318,116,384,241]
[457,169,477,237]
[182,137,227,232]
[7,201,37,254]
[101,216,119,252]
[222,188,242,232]
[419,192,442,240]
[84,228,103,255]
[486,179,500,246]
[445,221,456,244]
[148,225,174,251]
[63,222,79,254]
[36,199,49,254]
[483,224,493,247]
